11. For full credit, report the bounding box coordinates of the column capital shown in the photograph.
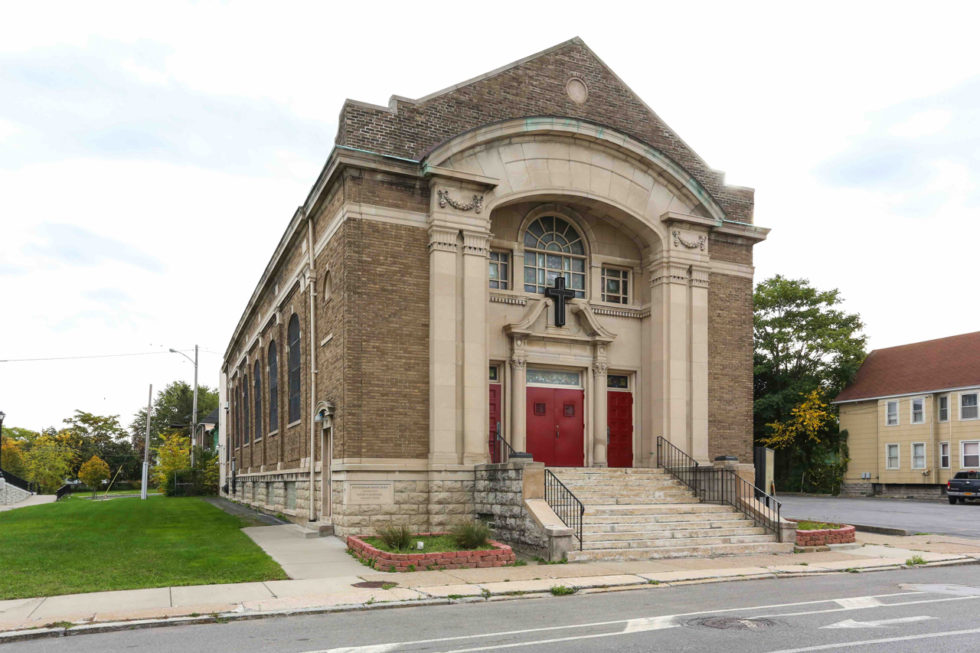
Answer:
[461,229,491,257]
[646,260,690,287]
[428,226,458,254]
[510,356,526,370]
[690,264,711,289]
[592,361,608,377]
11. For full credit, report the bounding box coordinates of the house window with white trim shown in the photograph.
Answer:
[911,442,926,469]
[911,397,924,424]
[963,441,980,468]
[961,393,979,420]
[601,266,629,304]
[939,395,949,422]
[886,400,899,426]
[886,443,900,470]
[489,250,510,290]
[940,442,950,469]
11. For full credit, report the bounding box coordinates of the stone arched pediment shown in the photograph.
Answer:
[504,297,615,346]
[422,118,728,247]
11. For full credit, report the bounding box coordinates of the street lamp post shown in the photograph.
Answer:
[169,345,198,467]
[0,410,6,476]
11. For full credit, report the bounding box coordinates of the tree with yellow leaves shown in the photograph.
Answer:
[152,432,190,492]
[78,455,111,498]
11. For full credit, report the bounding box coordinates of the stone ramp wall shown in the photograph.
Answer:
[0,481,33,505]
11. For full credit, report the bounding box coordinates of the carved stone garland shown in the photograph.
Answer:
[672,229,706,251]
[438,189,484,214]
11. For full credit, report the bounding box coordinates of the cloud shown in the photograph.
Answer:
[0,39,332,173]
[815,76,980,215]
[27,222,165,273]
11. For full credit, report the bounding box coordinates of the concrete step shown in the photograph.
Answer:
[567,541,794,562]
[571,492,696,504]
[583,518,757,533]
[586,503,736,516]
[582,533,775,550]
[582,526,767,541]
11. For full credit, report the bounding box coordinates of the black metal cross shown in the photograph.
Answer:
[544,276,576,327]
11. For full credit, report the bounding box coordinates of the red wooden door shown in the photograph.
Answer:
[554,389,585,466]
[526,386,554,465]
[489,384,502,462]
[607,391,633,468]
[526,387,584,466]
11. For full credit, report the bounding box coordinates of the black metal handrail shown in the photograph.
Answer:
[0,468,34,493]
[55,484,72,501]
[656,436,782,540]
[544,469,585,550]
[489,422,516,464]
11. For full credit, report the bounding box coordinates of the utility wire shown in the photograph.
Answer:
[0,351,176,363]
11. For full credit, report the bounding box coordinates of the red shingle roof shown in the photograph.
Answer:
[835,331,980,403]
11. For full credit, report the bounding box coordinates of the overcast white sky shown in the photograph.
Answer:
[2,1,979,431]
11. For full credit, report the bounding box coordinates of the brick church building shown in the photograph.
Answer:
[220,38,770,547]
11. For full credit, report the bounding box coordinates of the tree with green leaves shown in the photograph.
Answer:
[59,411,139,480]
[78,455,111,498]
[130,381,218,453]
[23,435,74,493]
[754,276,866,492]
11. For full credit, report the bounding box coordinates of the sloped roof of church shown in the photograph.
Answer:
[834,331,980,403]
[335,37,754,223]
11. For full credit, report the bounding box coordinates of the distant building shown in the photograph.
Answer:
[834,332,980,498]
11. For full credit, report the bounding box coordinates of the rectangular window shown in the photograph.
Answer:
[961,393,978,420]
[911,442,926,469]
[911,397,924,424]
[886,444,899,470]
[607,374,629,389]
[940,442,950,469]
[526,368,580,387]
[489,250,510,290]
[601,267,630,304]
[489,365,499,382]
[963,441,980,468]
[523,253,586,298]
[939,395,949,422]
[286,482,297,509]
[886,400,899,426]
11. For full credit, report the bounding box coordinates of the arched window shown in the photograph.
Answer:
[523,215,586,297]
[253,360,262,440]
[243,374,250,444]
[268,341,278,432]
[288,314,301,423]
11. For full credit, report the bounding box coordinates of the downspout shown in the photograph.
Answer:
[306,210,318,522]
[931,394,938,485]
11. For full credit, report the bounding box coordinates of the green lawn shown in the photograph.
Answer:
[0,497,287,599]
[64,488,163,500]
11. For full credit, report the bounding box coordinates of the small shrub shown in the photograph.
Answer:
[550,585,575,596]
[381,583,397,590]
[377,523,413,551]
[451,520,491,550]
[507,559,528,567]
[906,555,926,566]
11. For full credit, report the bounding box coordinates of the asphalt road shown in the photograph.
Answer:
[779,495,980,537]
[7,565,980,652]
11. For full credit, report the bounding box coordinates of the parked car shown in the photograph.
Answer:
[947,471,980,504]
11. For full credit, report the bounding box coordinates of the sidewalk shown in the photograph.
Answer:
[2,530,979,641]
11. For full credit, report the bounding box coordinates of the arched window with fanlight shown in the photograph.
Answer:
[268,341,278,432]
[287,314,301,423]
[523,215,586,298]
[253,360,262,440]
[243,374,250,444]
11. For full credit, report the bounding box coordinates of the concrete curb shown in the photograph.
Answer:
[1,557,977,644]
[851,523,914,536]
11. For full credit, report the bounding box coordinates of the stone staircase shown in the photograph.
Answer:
[550,467,793,562]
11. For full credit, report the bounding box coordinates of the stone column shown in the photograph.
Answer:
[462,229,490,465]
[428,226,459,464]
[649,260,692,457]
[690,264,710,462]
[510,346,527,452]
[592,361,608,467]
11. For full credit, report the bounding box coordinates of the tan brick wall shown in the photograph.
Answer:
[343,216,429,459]
[708,271,755,463]
[337,39,753,224]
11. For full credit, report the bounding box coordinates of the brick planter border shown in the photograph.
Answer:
[347,533,516,572]
[791,521,856,547]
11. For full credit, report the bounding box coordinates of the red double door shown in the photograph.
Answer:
[526,387,585,467]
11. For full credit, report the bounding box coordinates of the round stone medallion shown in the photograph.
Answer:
[565,77,588,104]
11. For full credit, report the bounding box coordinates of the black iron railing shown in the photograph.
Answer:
[0,468,34,493]
[55,484,72,501]
[489,422,516,464]
[656,436,782,540]
[544,469,585,549]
